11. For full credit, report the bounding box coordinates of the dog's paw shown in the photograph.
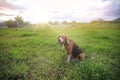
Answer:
[67,60,70,62]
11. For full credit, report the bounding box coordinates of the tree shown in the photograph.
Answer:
[15,15,24,27]
[61,20,68,24]
[5,20,16,28]
[47,21,53,25]
[90,20,97,24]
[70,20,77,26]
[91,18,104,24]
[24,21,32,27]
[97,18,104,23]
[54,21,59,25]
[5,15,25,28]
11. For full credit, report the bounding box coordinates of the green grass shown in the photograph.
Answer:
[0,23,120,80]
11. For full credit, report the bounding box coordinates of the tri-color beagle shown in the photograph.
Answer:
[58,34,85,62]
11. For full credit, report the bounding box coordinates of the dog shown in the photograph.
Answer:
[58,34,85,62]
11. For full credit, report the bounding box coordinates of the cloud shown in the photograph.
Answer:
[0,13,13,16]
[99,0,120,20]
[104,3,120,17]
[0,0,25,21]
[0,0,120,23]
[49,0,116,22]
[0,0,24,10]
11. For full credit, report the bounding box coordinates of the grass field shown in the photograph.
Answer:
[0,23,120,80]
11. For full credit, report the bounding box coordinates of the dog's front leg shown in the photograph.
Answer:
[65,41,73,62]
[66,45,72,62]
[67,55,71,62]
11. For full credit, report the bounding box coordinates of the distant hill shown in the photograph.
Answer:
[113,17,120,21]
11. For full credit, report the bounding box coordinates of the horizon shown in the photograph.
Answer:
[0,0,120,23]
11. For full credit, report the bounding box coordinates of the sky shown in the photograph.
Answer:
[0,0,120,23]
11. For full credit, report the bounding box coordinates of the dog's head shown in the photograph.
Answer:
[58,34,70,45]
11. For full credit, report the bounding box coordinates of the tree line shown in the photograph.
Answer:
[2,15,31,28]
[1,16,120,28]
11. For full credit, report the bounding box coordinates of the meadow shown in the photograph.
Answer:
[0,23,120,80]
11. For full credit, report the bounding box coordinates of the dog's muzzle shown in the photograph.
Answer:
[58,37,64,45]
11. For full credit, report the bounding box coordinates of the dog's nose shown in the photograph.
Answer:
[58,39,61,42]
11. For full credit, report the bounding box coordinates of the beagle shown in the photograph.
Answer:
[58,34,85,62]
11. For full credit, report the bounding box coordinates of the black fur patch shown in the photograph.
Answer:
[72,41,83,58]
